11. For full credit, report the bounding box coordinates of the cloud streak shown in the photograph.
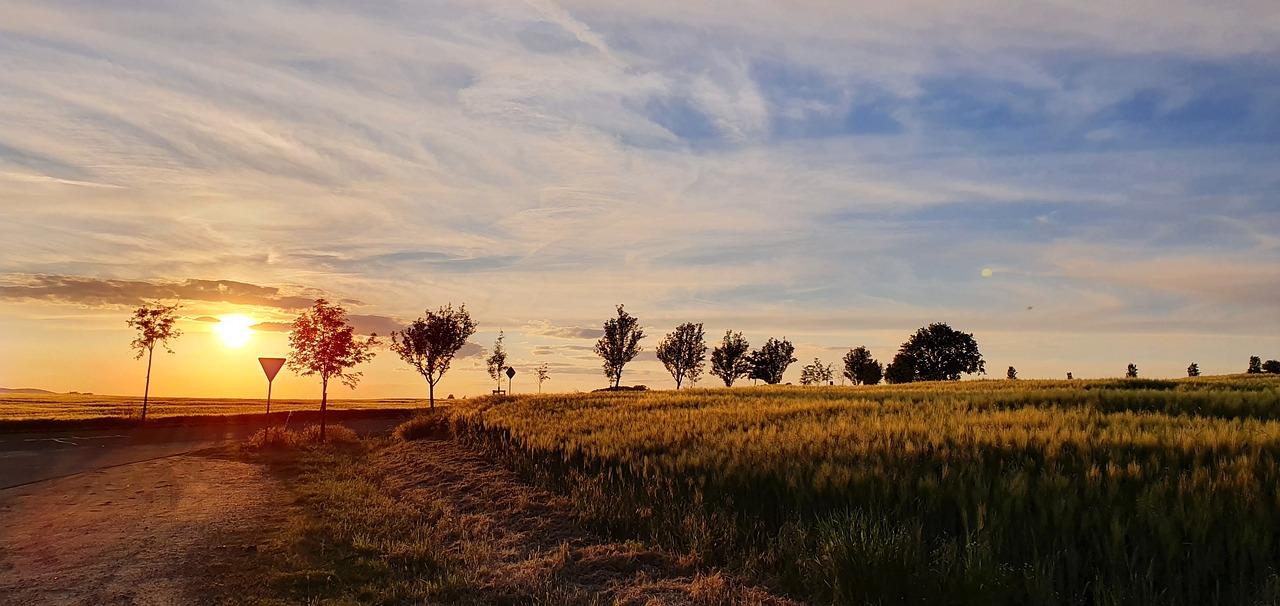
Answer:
[1,1,1277,393]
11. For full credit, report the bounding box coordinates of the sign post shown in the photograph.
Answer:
[258,357,286,415]
[505,366,516,395]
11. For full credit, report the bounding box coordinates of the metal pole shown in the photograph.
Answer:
[266,379,273,415]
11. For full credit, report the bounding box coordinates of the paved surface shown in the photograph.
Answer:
[0,415,407,490]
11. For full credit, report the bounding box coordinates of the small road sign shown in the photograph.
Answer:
[258,357,287,414]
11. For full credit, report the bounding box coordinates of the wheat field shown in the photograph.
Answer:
[449,375,1280,605]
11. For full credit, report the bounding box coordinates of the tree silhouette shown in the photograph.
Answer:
[1007,366,1018,380]
[1248,356,1263,374]
[884,352,916,384]
[656,322,706,389]
[1264,360,1280,374]
[287,299,377,441]
[594,305,645,388]
[895,323,985,381]
[1187,362,1201,377]
[842,346,882,385]
[747,337,796,385]
[390,303,476,410]
[1067,372,1073,380]
[861,359,884,385]
[1126,363,1138,378]
[535,362,550,393]
[486,331,508,393]
[799,358,834,386]
[126,303,182,421]
[710,331,751,387]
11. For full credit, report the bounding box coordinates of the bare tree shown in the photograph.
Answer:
[799,358,834,385]
[390,303,477,409]
[536,362,550,393]
[486,331,507,393]
[656,322,707,389]
[711,331,751,387]
[287,299,377,441]
[126,303,182,421]
[594,305,645,388]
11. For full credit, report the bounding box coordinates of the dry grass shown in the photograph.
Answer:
[226,427,798,605]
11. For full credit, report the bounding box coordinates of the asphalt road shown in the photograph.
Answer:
[0,415,407,490]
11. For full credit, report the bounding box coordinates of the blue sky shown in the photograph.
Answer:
[1,1,1277,397]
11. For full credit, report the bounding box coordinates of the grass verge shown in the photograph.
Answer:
[205,425,452,605]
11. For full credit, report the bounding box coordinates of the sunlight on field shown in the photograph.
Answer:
[0,393,431,422]
[451,375,1280,605]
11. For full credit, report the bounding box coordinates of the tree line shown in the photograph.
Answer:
[125,300,1280,433]
[591,305,984,389]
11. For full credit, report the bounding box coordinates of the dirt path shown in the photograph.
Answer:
[0,455,282,606]
[376,438,801,605]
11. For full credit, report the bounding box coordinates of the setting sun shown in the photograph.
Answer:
[212,314,255,348]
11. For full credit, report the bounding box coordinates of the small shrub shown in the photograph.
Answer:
[297,423,359,445]
[244,424,359,450]
[394,412,452,442]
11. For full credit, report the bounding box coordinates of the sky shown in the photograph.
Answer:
[1,0,1278,399]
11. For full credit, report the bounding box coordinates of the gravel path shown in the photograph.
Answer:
[0,455,282,606]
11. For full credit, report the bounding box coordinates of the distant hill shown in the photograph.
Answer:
[0,387,56,394]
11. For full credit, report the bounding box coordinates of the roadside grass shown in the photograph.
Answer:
[208,421,616,606]
[202,424,451,605]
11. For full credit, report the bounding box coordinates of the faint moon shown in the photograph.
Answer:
[981,268,993,278]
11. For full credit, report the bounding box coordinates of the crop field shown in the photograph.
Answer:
[450,375,1280,605]
[0,393,429,422]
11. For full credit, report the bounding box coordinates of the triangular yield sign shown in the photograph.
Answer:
[259,357,286,381]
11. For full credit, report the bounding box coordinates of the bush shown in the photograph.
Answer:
[394,412,452,442]
[245,423,359,450]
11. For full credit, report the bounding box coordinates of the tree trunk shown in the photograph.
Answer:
[142,345,154,421]
[428,380,435,410]
[320,376,328,442]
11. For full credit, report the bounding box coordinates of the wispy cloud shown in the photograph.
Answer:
[1,1,1278,393]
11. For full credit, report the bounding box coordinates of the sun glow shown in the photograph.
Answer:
[213,314,255,348]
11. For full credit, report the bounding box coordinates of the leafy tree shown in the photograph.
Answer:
[1264,360,1280,374]
[1248,356,1263,374]
[1067,372,1073,380]
[536,362,551,393]
[1126,363,1138,378]
[486,331,508,393]
[594,305,645,388]
[1007,366,1018,380]
[287,299,377,441]
[747,337,796,385]
[884,352,916,384]
[656,322,707,389]
[895,323,985,381]
[710,331,752,387]
[861,359,884,385]
[842,346,882,385]
[390,303,476,410]
[126,303,182,421]
[1187,362,1201,377]
[799,358,834,386]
